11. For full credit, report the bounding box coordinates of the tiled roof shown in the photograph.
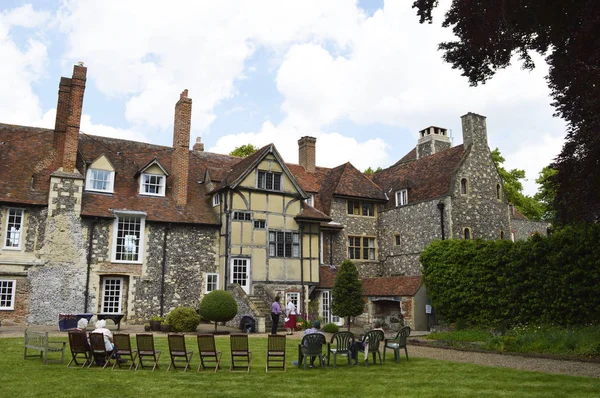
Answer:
[510,206,528,220]
[318,266,422,296]
[212,144,273,192]
[392,148,416,166]
[372,145,466,203]
[362,276,422,296]
[295,202,331,222]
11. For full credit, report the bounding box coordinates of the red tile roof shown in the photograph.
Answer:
[362,276,422,296]
[372,145,466,203]
[319,266,337,289]
[295,202,331,222]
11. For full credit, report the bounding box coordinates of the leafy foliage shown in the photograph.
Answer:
[363,167,383,175]
[413,0,600,224]
[331,259,364,331]
[199,290,238,332]
[491,148,543,220]
[533,166,558,222]
[421,224,600,327]
[323,322,340,333]
[166,307,201,332]
[229,144,259,157]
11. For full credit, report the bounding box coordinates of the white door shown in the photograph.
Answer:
[322,290,343,326]
[231,258,250,294]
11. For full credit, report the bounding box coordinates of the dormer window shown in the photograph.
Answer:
[395,189,408,207]
[305,194,315,207]
[257,171,282,191]
[86,169,115,193]
[140,173,165,196]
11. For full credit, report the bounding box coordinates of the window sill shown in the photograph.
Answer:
[138,193,165,197]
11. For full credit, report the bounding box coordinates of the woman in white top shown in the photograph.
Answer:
[284,297,297,335]
[92,319,114,351]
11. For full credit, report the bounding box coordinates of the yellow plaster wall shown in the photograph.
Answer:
[269,258,285,280]
[144,164,164,175]
[252,249,266,280]
[90,155,114,171]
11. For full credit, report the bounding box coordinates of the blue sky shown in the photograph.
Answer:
[0,1,566,195]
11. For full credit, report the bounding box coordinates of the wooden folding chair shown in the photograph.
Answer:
[266,334,286,372]
[89,332,112,369]
[67,331,92,368]
[197,334,222,372]
[112,333,138,370]
[136,334,162,371]
[229,333,252,372]
[167,334,194,371]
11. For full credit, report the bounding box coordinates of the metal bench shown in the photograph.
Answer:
[24,329,66,365]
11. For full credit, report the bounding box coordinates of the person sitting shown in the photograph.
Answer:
[302,320,325,368]
[92,319,114,365]
[351,320,384,363]
[75,318,91,350]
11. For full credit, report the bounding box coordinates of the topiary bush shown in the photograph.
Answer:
[199,290,238,332]
[323,322,340,333]
[166,307,201,332]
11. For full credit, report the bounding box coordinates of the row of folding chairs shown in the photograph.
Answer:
[67,332,287,372]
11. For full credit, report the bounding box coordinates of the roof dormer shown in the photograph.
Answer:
[136,158,169,197]
[85,154,115,193]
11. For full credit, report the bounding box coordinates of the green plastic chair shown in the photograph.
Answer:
[299,333,326,369]
[384,326,411,363]
[327,331,354,368]
[356,330,384,367]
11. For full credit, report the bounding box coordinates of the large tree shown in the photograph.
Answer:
[413,0,600,223]
[229,144,258,157]
[331,259,364,331]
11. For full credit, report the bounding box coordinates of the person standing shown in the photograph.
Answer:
[270,295,282,335]
[284,297,297,335]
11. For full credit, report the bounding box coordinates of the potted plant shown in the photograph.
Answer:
[160,321,171,333]
[144,323,151,332]
[149,316,162,331]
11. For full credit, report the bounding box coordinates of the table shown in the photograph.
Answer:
[58,313,94,331]
[97,314,125,330]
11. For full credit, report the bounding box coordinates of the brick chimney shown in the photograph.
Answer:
[298,136,317,173]
[193,137,204,152]
[62,62,87,172]
[172,89,192,206]
[53,77,72,161]
[461,112,488,149]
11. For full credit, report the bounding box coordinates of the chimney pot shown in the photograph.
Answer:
[193,137,205,152]
[298,136,317,173]
[180,89,188,99]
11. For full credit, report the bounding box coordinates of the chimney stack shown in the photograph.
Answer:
[172,89,192,206]
[416,126,451,159]
[461,112,488,149]
[61,63,87,172]
[193,137,204,152]
[53,76,72,162]
[298,136,317,173]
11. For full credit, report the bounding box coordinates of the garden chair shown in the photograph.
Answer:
[67,331,92,368]
[197,334,222,372]
[112,333,137,370]
[384,326,411,363]
[266,334,286,372]
[298,333,326,370]
[136,333,162,371]
[327,331,354,368]
[356,330,384,367]
[167,334,194,371]
[89,332,112,369]
[229,333,252,372]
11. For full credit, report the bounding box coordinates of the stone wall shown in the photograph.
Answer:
[0,275,29,325]
[329,198,380,277]
[226,283,256,330]
[378,199,445,276]
[512,218,550,241]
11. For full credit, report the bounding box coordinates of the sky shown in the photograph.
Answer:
[0,0,566,195]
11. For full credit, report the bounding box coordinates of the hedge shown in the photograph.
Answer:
[420,224,600,327]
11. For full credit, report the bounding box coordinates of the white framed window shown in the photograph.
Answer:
[348,236,376,260]
[257,171,282,191]
[140,173,165,196]
[205,273,219,293]
[305,194,315,207]
[231,258,250,294]
[286,292,300,313]
[395,189,408,206]
[233,211,252,221]
[101,277,123,313]
[112,212,145,263]
[253,220,266,229]
[4,208,24,249]
[0,280,16,310]
[85,169,114,193]
[268,231,300,258]
[212,194,220,207]
[321,290,341,325]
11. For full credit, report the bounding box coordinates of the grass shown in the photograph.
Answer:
[427,325,600,358]
[1,336,599,397]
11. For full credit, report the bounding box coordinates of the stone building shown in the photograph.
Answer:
[0,65,545,330]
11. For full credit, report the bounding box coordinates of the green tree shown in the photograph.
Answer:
[363,167,383,175]
[534,166,558,222]
[331,259,364,331]
[491,148,543,220]
[199,290,238,332]
[229,144,258,157]
[413,0,600,224]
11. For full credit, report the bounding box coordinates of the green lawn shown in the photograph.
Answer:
[2,336,599,397]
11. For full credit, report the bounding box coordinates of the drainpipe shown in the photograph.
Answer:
[329,232,333,265]
[299,224,304,316]
[224,190,232,289]
[84,218,97,313]
[437,201,445,240]
[160,224,170,317]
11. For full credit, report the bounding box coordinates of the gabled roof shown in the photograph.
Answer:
[372,145,466,203]
[136,158,169,177]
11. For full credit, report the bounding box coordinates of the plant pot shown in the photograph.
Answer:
[160,324,171,333]
[144,325,151,332]
[149,320,161,331]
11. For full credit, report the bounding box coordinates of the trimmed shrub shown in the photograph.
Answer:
[166,307,201,332]
[323,322,340,333]
[199,290,238,332]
